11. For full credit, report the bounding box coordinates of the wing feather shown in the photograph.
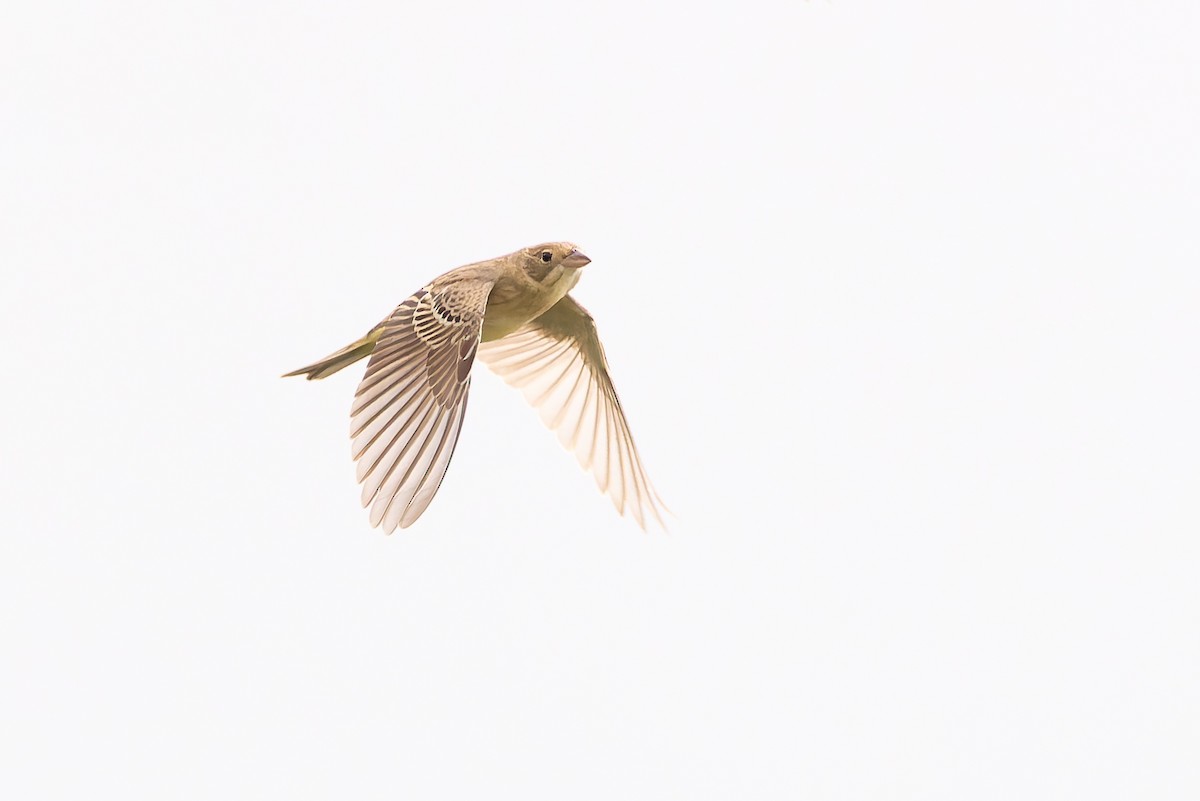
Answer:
[351,281,493,532]
[477,295,667,529]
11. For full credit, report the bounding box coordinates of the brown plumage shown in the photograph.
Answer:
[284,243,666,533]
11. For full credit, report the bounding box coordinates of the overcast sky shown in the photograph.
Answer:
[2,1,1198,799]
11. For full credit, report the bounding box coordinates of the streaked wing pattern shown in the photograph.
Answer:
[477,295,667,529]
[351,281,493,532]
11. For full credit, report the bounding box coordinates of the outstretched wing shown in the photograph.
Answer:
[351,280,494,532]
[477,295,667,529]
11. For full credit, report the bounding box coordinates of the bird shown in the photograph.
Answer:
[283,242,667,533]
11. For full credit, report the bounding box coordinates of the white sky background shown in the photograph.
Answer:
[2,1,1197,798]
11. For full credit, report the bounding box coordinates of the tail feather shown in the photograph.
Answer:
[282,328,382,380]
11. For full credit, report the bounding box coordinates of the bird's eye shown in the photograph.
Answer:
[540,250,552,263]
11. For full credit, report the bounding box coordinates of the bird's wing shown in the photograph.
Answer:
[477,294,667,529]
[351,279,494,532]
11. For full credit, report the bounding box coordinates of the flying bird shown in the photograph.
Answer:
[284,242,666,533]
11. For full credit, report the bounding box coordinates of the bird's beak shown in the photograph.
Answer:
[562,249,591,269]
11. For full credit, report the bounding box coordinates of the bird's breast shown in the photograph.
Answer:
[481,268,581,342]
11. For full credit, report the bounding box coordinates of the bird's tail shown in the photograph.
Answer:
[282,327,383,380]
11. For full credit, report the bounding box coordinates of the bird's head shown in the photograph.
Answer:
[519,242,590,280]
